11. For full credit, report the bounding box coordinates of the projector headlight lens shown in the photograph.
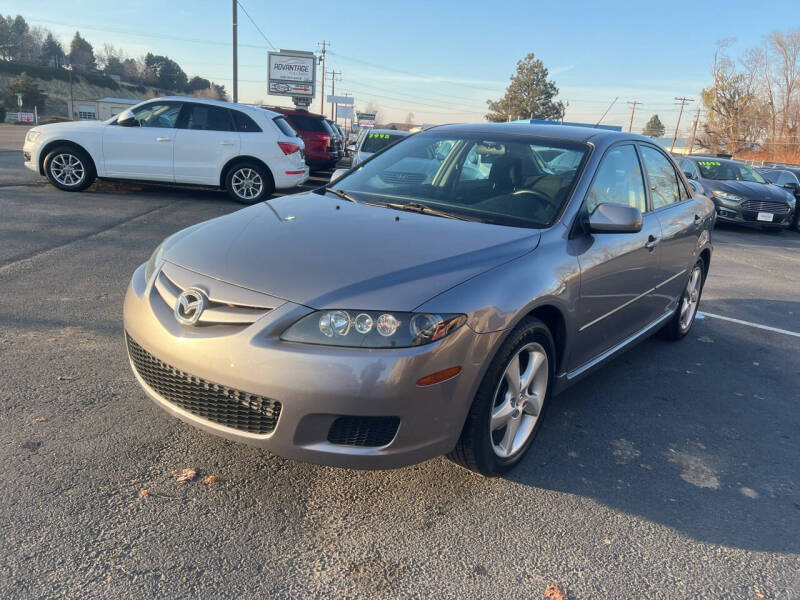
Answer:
[281,310,467,348]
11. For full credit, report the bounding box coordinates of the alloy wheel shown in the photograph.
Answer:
[489,342,549,458]
[231,168,263,200]
[679,266,702,330]
[50,153,85,186]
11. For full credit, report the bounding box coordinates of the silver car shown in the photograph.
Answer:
[350,128,410,167]
[123,123,714,476]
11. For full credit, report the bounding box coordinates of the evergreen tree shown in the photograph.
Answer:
[486,53,565,122]
[642,114,666,137]
[68,31,96,71]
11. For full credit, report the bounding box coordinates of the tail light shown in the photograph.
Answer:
[278,141,301,155]
[323,136,331,150]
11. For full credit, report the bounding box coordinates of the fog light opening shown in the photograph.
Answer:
[416,366,462,387]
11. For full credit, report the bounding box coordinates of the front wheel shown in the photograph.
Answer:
[660,258,706,340]
[44,146,95,191]
[447,318,555,476]
[225,162,274,204]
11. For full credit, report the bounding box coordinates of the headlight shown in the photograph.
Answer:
[144,241,166,283]
[712,190,744,204]
[281,310,467,348]
[26,130,40,143]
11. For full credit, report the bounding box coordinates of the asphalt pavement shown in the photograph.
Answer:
[1,152,799,599]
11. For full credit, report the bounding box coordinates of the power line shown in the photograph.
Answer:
[236,0,277,50]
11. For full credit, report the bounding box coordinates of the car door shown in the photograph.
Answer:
[102,101,182,181]
[640,145,702,313]
[172,104,241,186]
[570,143,664,369]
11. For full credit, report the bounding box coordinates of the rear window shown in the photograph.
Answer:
[232,110,262,132]
[273,116,298,137]
[361,132,407,153]
[288,115,328,133]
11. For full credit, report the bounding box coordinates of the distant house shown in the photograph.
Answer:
[67,97,139,121]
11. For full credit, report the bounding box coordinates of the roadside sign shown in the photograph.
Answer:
[356,111,377,128]
[268,50,316,99]
[327,95,353,105]
[337,106,354,119]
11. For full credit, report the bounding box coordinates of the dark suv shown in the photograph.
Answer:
[759,167,800,230]
[677,156,795,229]
[266,107,340,170]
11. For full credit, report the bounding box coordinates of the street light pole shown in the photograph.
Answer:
[232,0,238,103]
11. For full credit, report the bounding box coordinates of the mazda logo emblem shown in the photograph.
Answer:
[174,288,206,325]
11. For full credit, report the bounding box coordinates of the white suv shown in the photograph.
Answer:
[23,97,309,203]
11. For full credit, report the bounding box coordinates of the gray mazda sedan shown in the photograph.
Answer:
[123,123,714,476]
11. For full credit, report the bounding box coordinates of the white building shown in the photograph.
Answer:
[67,97,139,121]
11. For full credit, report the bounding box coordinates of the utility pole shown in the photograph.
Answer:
[687,105,702,155]
[318,41,330,114]
[627,100,641,133]
[232,0,238,103]
[328,70,342,120]
[671,96,694,152]
[67,64,74,120]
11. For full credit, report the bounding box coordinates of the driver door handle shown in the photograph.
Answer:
[156,137,171,142]
[220,140,235,146]
[645,235,660,250]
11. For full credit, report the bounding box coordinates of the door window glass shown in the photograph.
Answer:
[230,110,262,132]
[128,102,181,128]
[271,116,295,136]
[184,104,234,131]
[641,146,681,209]
[585,145,646,213]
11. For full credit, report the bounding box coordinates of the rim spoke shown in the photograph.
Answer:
[500,415,522,456]
[520,350,544,392]
[491,398,514,431]
[503,354,521,397]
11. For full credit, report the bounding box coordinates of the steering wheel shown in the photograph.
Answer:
[511,188,561,214]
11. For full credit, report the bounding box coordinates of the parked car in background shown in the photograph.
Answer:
[677,156,795,229]
[22,97,309,203]
[759,168,800,230]
[351,129,411,166]
[124,123,714,476]
[325,119,345,161]
[267,107,340,170]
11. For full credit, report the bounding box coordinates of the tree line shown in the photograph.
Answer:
[0,14,226,103]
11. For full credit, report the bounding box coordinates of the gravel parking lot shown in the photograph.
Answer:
[1,145,799,599]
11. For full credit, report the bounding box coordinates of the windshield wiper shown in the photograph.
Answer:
[314,187,359,203]
[384,201,469,221]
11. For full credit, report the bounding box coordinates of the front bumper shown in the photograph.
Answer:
[22,141,38,173]
[123,263,500,469]
[714,204,793,229]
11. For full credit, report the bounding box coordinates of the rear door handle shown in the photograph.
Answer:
[220,140,235,146]
[645,235,660,250]
[156,137,171,142]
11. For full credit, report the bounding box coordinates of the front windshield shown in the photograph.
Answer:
[696,159,767,183]
[332,132,589,228]
[360,132,408,153]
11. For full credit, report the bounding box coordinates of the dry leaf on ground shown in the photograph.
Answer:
[202,474,218,485]
[172,468,197,484]
[544,584,568,600]
[138,489,150,499]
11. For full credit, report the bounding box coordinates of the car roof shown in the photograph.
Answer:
[424,122,652,145]
[148,96,278,118]
[262,105,327,119]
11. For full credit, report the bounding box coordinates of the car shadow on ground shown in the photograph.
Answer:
[502,314,800,554]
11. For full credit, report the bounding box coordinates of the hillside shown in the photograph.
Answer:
[0,62,163,117]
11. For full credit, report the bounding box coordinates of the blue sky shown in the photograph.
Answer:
[7,0,795,133]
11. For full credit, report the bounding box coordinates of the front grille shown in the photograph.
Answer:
[327,416,400,447]
[740,199,790,214]
[126,334,280,434]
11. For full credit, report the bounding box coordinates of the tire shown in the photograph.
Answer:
[43,145,95,192]
[447,317,555,476]
[225,161,274,204]
[659,257,706,341]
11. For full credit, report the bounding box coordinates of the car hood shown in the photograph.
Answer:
[705,179,792,203]
[164,193,540,311]
[35,120,106,136]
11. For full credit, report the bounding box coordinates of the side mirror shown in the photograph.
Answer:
[682,171,695,180]
[117,115,138,127]
[329,168,349,184]
[585,203,643,234]
[783,182,798,190]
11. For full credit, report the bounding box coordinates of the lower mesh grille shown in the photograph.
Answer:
[126,333,280,435]
[327,416,400,447]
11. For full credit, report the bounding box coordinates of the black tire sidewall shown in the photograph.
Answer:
[44,147,94,191]
[225,162,274,204]
[466,319,556,475]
